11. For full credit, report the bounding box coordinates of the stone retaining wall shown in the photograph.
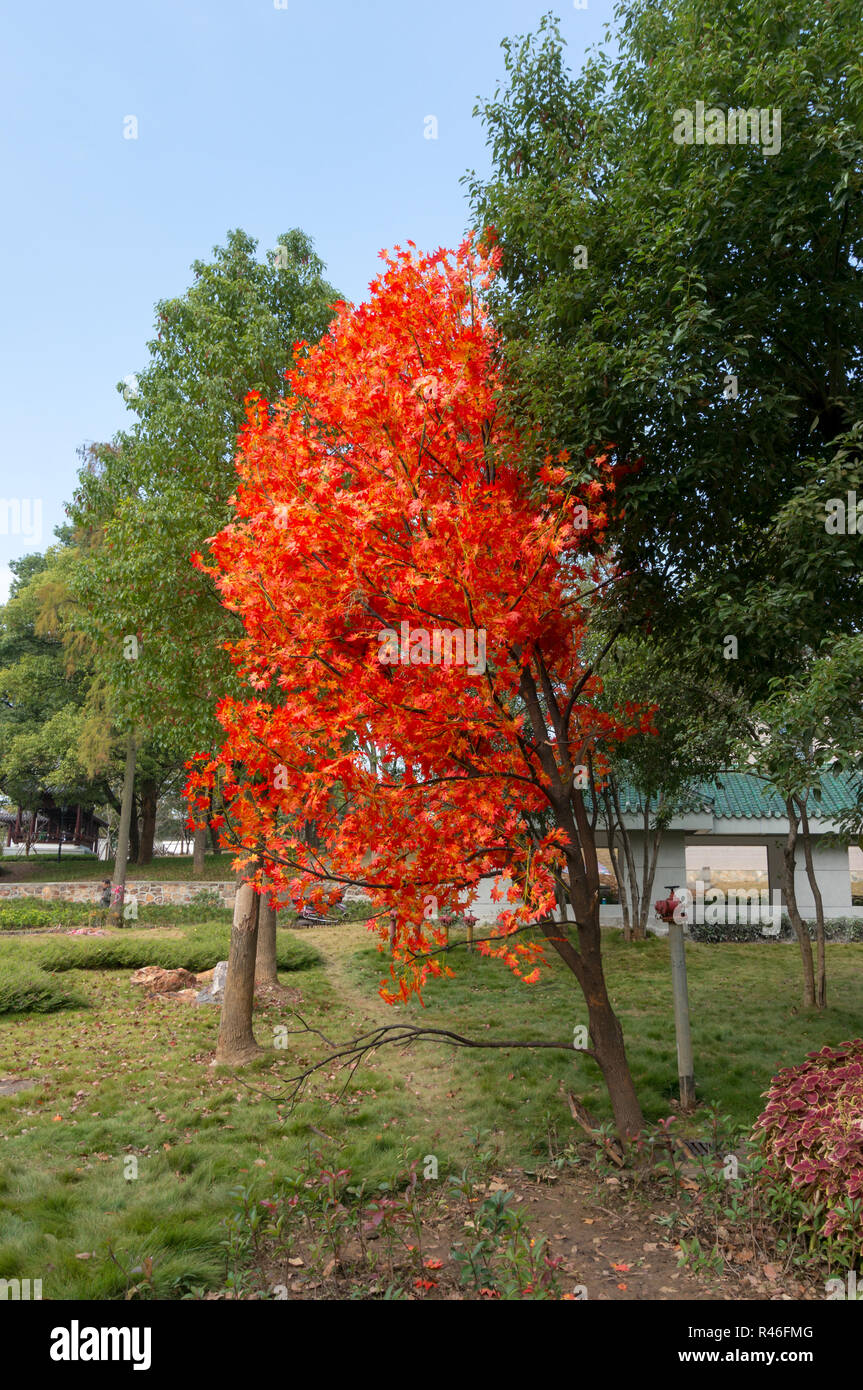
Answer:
[0,880,373,910]
[0,880,236,908]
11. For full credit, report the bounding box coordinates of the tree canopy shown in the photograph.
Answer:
[187,241,653,1133]
[466,0,863,682]
[68,228,340,750]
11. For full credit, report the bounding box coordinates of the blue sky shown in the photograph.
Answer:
[0,0,611,600]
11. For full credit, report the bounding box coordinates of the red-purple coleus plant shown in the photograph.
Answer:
[754,1040,863,1247]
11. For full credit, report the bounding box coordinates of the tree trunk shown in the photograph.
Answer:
[193,826,206,876]
[633,804,651,940]
[782,798,816,1008]
[638,808,666,938]
[573,807,643,1136]
[583,959,644,1137]
[518,667,644,1139]
[215,877,263,1065]
[208,817,220,854]
[110,735,137,927]
[255,882,279,985]
[611,780,645,940]
[137,780,158,865]
[602,787,631,940]
[128,793,140,865]
[797,797,827,1009]
[614,851,632,940]
[539,865,644,1137]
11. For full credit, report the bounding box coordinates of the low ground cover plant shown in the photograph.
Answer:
[753,1040,863,1268]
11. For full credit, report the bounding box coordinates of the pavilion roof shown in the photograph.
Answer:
[609,770,861,821]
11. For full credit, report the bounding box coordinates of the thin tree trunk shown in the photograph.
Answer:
[128,793,140,864]
[611,840,632,940]
[797,797,827,1009]
[215,877,263,1065]
[782,797,816,1008]
[610,778,642,940]
[255,880,279,985]
[193,826,207,876]
[602,787,631,940]
[638,804,665,939]
[137,779,158,865]
[634,803,651,939]
[110,734,137,927]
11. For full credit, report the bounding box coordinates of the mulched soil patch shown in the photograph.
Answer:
[225,1163,827,1301]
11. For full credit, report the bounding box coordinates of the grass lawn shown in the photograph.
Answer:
[0,921,860,1298]
[0,853,238,883]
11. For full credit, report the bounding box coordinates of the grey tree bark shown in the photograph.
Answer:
[110,734,137,927]
[214,877,263,1065]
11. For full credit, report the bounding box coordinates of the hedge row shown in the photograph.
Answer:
[0,897,374,932]
[688,915,863,944]
[0,922,320,1015]
[3,923,319,975]
[0,899,234,931]
[0,965,87,1016]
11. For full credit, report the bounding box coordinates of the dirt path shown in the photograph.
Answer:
[297,921,463,1127]
[287,924,820,1301]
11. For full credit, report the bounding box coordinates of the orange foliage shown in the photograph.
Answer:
[186,240,648,1002]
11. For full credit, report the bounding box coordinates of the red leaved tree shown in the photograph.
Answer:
[188,241,651,1137]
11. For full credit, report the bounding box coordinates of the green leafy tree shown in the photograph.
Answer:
[741,658,863,1010]
[68,228,338,752]
[595,634,746,937]
[467,2,863,682]
[808,632,863,846]
[0,541,118,847]
[67,229,339,877]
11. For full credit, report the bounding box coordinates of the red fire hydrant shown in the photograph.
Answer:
[654,888,683,925]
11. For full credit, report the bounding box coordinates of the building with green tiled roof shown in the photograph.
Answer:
[591,769,862,928]
[464,770,862,927]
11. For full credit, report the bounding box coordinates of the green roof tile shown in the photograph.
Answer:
[704,771,860,820]
[606,771,860,820]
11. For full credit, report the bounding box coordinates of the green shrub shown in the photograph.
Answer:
[0,903,70,930]
[688,919,781,944]
[188,888,225,911]
[18,923,319,975]
[0,899,233,931]
[688,915,863,944]
[0,965,86,1015]
[124,902,234,927]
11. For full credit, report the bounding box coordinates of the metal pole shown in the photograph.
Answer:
[665,886,696,1113]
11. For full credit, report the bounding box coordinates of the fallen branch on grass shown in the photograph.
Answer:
[266,1017,597,1110]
